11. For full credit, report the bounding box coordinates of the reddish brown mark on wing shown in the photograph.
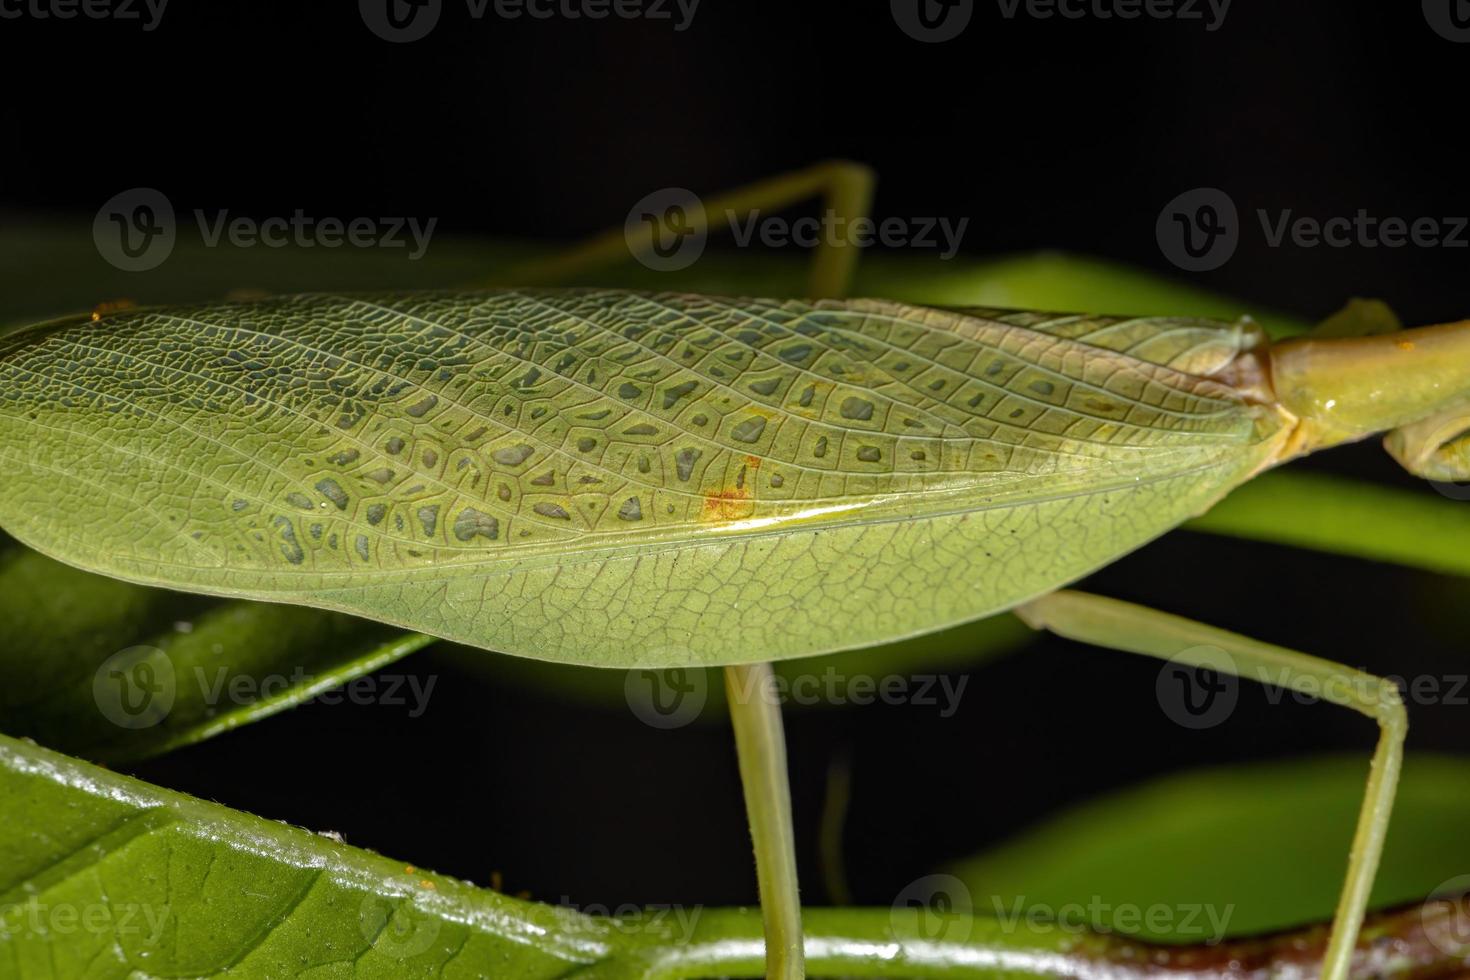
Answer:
[701,455,763,522]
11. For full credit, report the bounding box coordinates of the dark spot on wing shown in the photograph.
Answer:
[453,508,500,541]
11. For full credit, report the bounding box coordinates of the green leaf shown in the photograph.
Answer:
[0,293,1285,668]
[1187,470,1470,579]
[0,731,639,977]
[6,735,1466,978]
[947,754,1470,941]
[0,541,432,764]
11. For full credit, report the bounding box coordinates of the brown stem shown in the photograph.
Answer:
[1074,896,1470,980]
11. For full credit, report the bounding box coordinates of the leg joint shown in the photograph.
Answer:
[1369,676,1408,733]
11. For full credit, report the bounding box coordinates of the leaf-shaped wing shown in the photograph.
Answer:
[0,291,1289,666]
[947,306,1265,377]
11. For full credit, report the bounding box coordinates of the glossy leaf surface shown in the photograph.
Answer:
[0,732,630,977]
[5,736,1468,978]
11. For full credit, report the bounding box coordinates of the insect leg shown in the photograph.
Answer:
[1307,297,1403,338]
[725,661,805,979]
[490,160,876,299]
[1014,590,1406,980]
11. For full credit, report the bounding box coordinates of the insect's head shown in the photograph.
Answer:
[1267,318,1470,481]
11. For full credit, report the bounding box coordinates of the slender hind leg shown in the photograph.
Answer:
[1016,590,1407,980]
[491,160,876,300]
[725,662,804,979]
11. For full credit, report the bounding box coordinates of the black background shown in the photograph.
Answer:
[3,0,1469,915]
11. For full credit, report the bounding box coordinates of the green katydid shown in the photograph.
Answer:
[0,163,1464,980]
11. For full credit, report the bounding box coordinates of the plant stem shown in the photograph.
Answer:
[597,898,1470,980]
[724,661,804,980]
